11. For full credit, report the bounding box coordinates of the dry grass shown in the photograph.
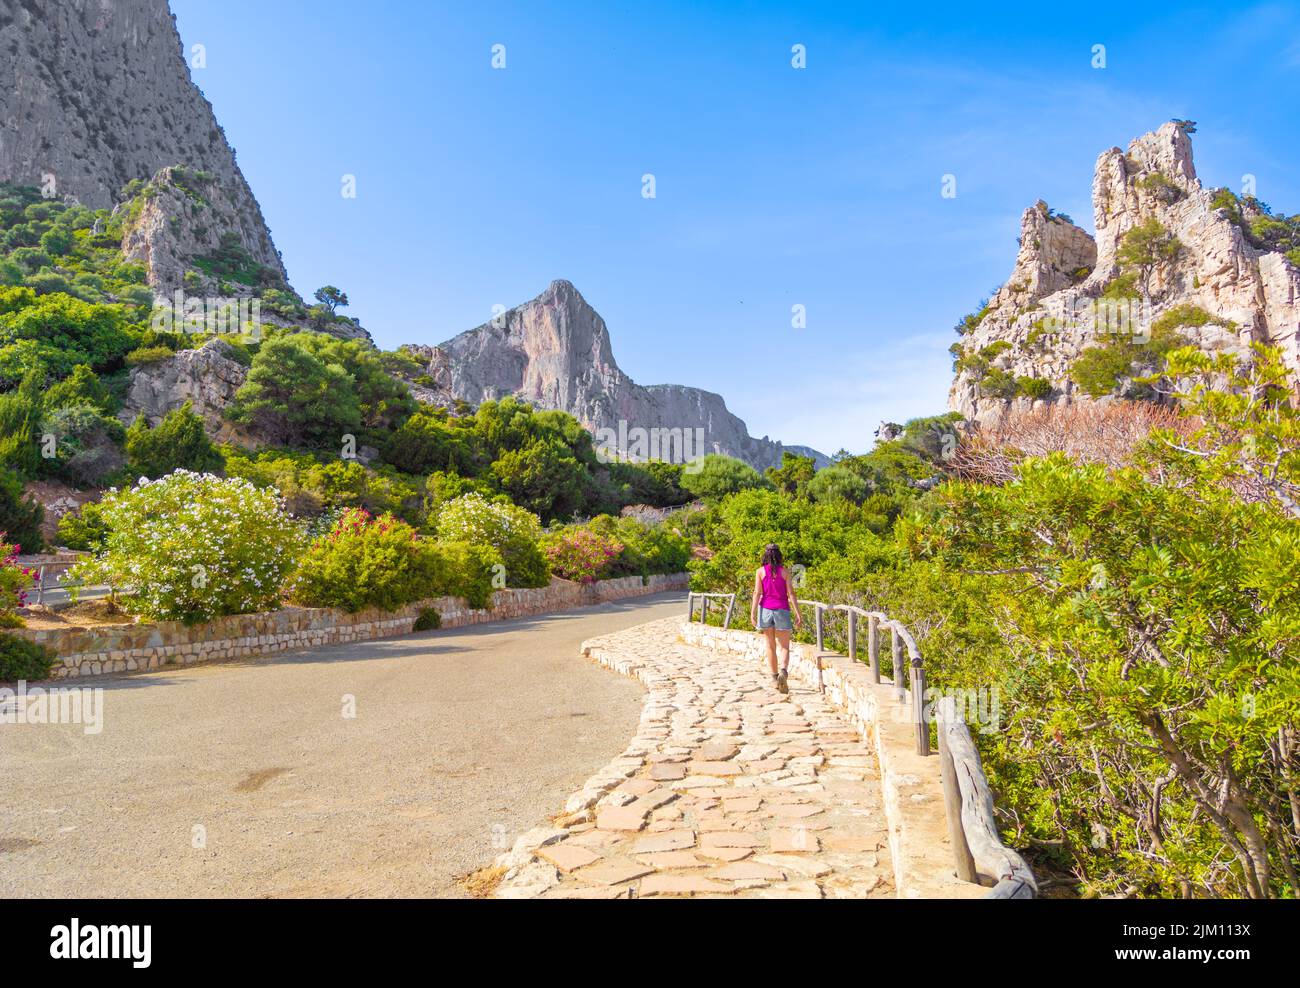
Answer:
[953,400,1195,482]
[459,864,507,899]
[18,598,139,630]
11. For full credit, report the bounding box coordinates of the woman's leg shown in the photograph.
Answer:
[763,627,778,676]
[776,629,792,672]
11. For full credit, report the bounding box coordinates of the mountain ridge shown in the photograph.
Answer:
[402,279,828,470]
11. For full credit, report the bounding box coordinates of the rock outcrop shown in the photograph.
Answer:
[404,280,827,470]
[950,122,1300,426]
[120,338,250,443]
[0,0,285,283]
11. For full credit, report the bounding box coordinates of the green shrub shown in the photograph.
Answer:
[978,366,1018,399]
[1071,344,1133,397]
[1016,375,1053,400]
[678,454,767,500]
[0,367,44,475]
[224,448,421,522]
[1149,303,1214,339]
[1101,272,1140,300]
[40,404,126,485]
[585,514,691,577]
[435,540,501,609]
[0,633,55,681]
[70,472,303,623]
[0,467,43,553]
[413,607,441,632]
[125,402,223,479]
[953,300,992,335]
[125,345,175,366]
[55,500,107,551]
[290,508,442,612]
[490,436,586,522]
[435,493,548,588]
[44,364,113,414]
[382,409,473,475]
[1138,171,1184,204]
[807,464,871,504]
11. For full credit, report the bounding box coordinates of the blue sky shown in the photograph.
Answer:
[170,0,1300,455]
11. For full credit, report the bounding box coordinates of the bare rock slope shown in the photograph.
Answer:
[0,0,284,283]
[405,280,826,470]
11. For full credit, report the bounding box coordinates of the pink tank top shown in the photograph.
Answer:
[760,564,788,610]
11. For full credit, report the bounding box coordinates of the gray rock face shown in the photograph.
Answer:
[405,280,826,470]
[0,0,285,283]
[950,122,1300,427]
[120,338,250,443]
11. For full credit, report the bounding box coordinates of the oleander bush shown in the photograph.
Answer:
[69,471,303,623]
[0,537,37,628]
[289,508,443,612]
[434,493,548,588]
[542,527,622,584]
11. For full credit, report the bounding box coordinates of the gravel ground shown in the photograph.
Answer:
[0,593,685,898]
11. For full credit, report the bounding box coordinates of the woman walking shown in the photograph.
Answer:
[749,543,802,693]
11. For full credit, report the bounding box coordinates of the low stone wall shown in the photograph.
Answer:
[679,621,984,899]
[12,573,688,681]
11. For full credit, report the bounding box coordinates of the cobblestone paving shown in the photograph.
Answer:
[493,618,895,899]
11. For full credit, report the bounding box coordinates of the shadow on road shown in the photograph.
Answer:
[58,591,688,691]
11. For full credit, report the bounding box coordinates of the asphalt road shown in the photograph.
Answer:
[0,593,685,898]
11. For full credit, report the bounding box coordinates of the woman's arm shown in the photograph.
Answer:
[786,567,803,628]
[749,568,762,625]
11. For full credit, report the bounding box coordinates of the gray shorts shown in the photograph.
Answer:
[757,607,793,631]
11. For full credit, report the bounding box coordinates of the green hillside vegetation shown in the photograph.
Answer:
[0,178,695,570]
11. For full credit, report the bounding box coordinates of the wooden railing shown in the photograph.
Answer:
[685,591,736,629]
[801,600,928,755]
[798,598,1036,898]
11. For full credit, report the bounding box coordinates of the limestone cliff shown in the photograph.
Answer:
[403,280,827,470]
[950,122,1300,426]
[0,0,286,286]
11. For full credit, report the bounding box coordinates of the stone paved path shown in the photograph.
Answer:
[492,618,895,898]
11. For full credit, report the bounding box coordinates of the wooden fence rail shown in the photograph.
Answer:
[685,591,736,629]
[796,597,1036,898]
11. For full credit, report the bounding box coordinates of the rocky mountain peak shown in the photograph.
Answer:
[950,122,1300,427]
[402,281,826,470]
[0,0,283,285]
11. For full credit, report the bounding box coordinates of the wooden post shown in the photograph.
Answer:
[815,605,824,651]
[36,564,46,605]
[847,609,857,662]
[701,597,708,626]
[723,595,735,629]
[686,592,695,620]
[867,614,879,683]
[891,627,905,703]
[938,698,978,884]
[911,660,929,755]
